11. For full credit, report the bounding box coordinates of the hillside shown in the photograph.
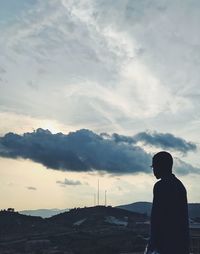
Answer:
[48,205,148,228]
[0,206,148,254]
[0,210,47,238]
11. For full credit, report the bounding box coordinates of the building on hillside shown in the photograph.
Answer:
[7,208,15,212]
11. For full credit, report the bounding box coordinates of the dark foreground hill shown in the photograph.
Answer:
[49,205,148,228]
[117,202,200,219]
[0,206,148,254]
[0,210,46,238]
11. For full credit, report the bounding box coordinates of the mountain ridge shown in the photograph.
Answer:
[19,202,200,218]
[20,208,69,218]
[117,202,200,219]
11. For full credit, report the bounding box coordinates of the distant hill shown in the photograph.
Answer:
[117,202,200,218]
[19,208,69,218]
[117,202,152,216]
[188,204,200,219]
[19,201,200,219]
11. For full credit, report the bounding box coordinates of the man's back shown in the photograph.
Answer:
[150,174,189,254]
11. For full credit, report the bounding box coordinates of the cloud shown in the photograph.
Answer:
[174,158,198,175]
[0,128,199,175]
[103,131,197,154]
[134,132,197,154]
[27,186,37,191]
[2,0,199,135]
[0,67,6,74]
[56,178,82,187]
[0,128,151,174]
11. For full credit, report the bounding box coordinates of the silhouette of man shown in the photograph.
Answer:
[146,151,190,254]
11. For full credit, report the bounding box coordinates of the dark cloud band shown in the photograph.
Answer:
[0,128,198,175]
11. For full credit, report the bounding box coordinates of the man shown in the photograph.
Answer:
[146,151,190,254]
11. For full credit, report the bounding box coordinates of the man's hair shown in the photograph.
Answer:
[153,151,173,174]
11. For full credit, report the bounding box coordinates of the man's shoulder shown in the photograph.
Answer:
[153,180,163,193]
[153,175,187,195]
[173,175,187,193]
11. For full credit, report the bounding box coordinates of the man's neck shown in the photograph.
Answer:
[161,173,174,180]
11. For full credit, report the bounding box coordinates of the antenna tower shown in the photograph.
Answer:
[94,193,96,206]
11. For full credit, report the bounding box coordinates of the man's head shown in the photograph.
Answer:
[152,151,173,179]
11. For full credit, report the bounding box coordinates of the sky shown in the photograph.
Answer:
[0,0,200,210]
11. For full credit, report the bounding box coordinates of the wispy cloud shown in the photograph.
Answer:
[56,178,82,187]
[1,0,199,135]
[27,186,37,191]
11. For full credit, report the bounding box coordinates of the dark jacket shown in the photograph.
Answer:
[149,174,190,254]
